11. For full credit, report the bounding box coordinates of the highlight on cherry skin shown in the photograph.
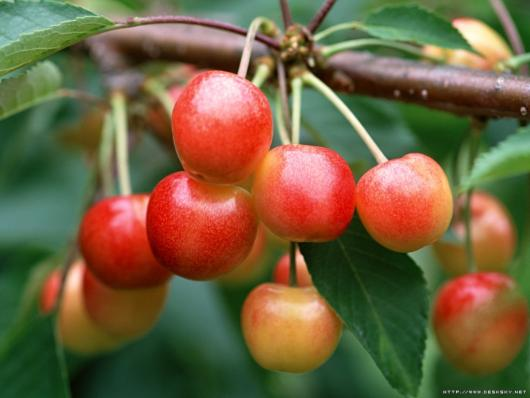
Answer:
[356,152,453,253]
[82,266,168,340]
[146,171,258,280]
[252,144,356,242]
[172,70,273,184]
[40,261,122,355]
[241,283,342,373]
[423,17,512,70]
[79,194,171,289]
[273,250,312,287]
[433,272,528,375]
[433,191,516,275]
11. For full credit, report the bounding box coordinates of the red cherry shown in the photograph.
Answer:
[146,171,258,280]
[79,194,171,289]
[273,250,312,287]
[252,144,356,242]
[172,70,273,184]
[356,153,453,252]
[433,272,528,374]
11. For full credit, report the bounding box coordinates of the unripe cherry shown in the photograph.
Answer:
[252,144,356,242]
[82,267,168,340]
[172,70,273,184]
[241,283,342,373]
[433,272,528,374]
[146,171,258,280]
[433,191,516,275]
[356,153,453,252]
[79,194,171,289]
[273,250,312,287]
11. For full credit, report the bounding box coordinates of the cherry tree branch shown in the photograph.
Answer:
[307,0,337,33]
[87,25,530,120]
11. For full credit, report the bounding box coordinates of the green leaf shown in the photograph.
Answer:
[359,4,472,51]
[461,127,530,190]
[0,0,113,77]
[300,217,428,397]
[0,61,62,120]
[0,315,69,398]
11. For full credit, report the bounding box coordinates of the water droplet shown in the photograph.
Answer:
[495,76,505,91]
[393,89,401,98]
[421,89,428,99]
[521,106,528,116]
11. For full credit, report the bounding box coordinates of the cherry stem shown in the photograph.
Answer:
[302,72,388,164]
[463,121,483,273]
[503,52,530,72]
[274,91,292,145]
[238,17,267,79]
[113,16,280,49]
[251,63,272,88]
[279,0,294,28]
[111,91,132,196]
[313,21,360,42]
[307,0,337,33]
[489,0,527,74]
[143,78,174,117]
[276,55,292,138]
[290,77,303,145]
[321,39,443,63]
[98,112,116,197]
[289,242,298,286]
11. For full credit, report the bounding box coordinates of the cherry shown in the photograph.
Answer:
[40,261,121,354]
[252,144,356,242]
[218,223,268,285]
[356,153,453,252]
[79,194,171,289]
[241,283,342,373]
[172,70,273,184]
[433,191,516,275]
[433,272,528,374]
[273,250,312,287]
[423,18,512,70]
[146,171,258,280]
[82,267,168,340]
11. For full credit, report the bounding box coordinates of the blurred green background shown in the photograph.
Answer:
[1,0,530,397]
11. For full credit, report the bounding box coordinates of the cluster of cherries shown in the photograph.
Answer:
[40,17,529,375]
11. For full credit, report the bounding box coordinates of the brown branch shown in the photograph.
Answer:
[307,0,337,33]
[279,0,293,28]
[87,25,530,120]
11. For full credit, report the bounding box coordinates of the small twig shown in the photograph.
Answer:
[302,72,388,164]
[113,15,280,49]
[279,0,293,28]
[111,91,132,196]
[489,0,527,74]
[307,0,337,33]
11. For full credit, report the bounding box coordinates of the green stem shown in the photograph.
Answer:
[251,63,271,88]
[98,112,115,197]
[238,17,268,78]
[321,38,441,61]
[313,21,360,41]
[274,90,291,145]
[502,52,530,71]
[301,72,388,164]
[143,78,174,117]
[289,242,298,287]
[111,91,132,196]
[290,77,303,145]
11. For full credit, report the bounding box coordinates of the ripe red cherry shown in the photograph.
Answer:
[82,267,168,340]
[356,153,453,252]
[146,171,258,280]
[79,194,171,289]
[433,191,516,275]
[252,144,356,242]
[172,70,273,184]
[433,272,528,374]
[273,250,312,287]
[241,283,342,373]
